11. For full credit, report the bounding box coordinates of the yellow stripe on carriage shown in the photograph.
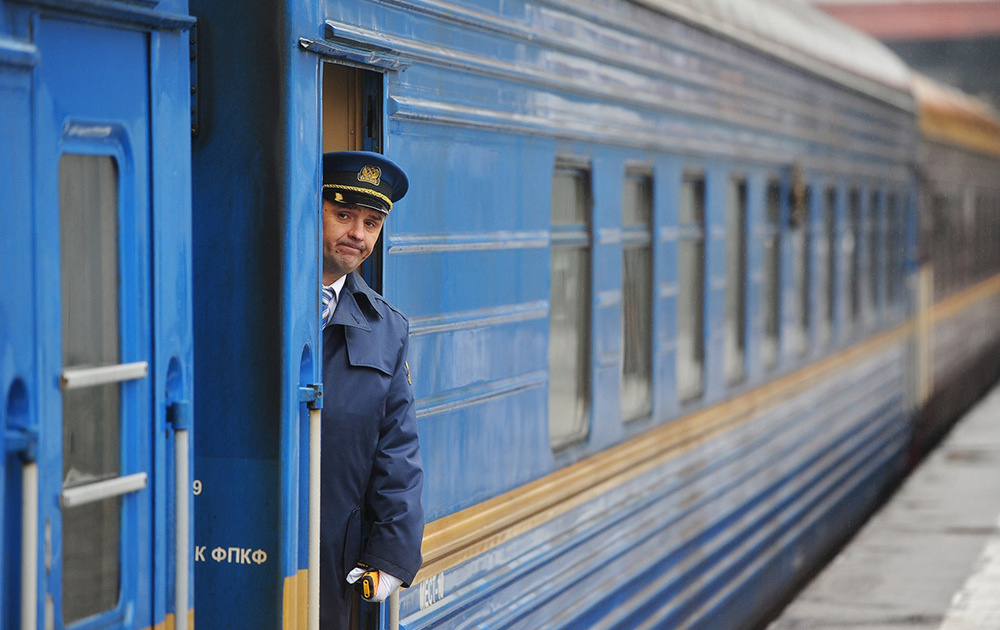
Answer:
[415,270,1000,585]
[282,568,310,630]
[147,609,194,630]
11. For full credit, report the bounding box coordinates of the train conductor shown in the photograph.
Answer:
[318,151,424,629]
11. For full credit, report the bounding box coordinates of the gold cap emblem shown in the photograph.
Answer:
[357,165,382,187]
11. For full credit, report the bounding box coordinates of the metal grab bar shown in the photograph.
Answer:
[388,591,399,630]
[175,428,190,630]
[309,407,321,630]
[60,472,147,508]
[60,361,148,390]
[21,462,38,630]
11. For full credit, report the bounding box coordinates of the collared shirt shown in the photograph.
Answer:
[324,275,347,316]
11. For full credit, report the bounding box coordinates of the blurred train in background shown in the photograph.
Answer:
[2,0,1000,629]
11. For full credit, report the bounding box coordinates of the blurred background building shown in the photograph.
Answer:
[810,0,1000,107]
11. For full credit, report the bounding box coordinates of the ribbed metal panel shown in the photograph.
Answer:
[400,347,909,628]
[380,0,917,521]
[328,0,916,162]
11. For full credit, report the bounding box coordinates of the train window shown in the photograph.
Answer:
[990,195,998,275]
[549,165,592,448]
[58,154,122,623]
[949,191,961,293]
[820,187,836,345]
[947,200,956,293]
[886,191,900,308]
[762,180,781,369]
[987,195,995,275]
[974,191,986,282]
[848,188,861,327]
[677,173,705,402]
[949,191,960,294]
[792,185,811,356]
[963,188,977,289]
[724,177,747,385]
[900,191,911,301]
[979,191,999,280]
[992,195,1000,275]
[931,193,949,295]
[994,194,1000,275]
[621,171,653,422]
[867,189,881,319]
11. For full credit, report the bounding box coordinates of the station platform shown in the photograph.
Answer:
[768,381,1000,630]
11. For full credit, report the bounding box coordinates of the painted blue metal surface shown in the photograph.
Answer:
[398,349,909,628]
[178,8,920,621]
[333,0,917,519]
[5,0,997,628]
[285,0,324,603]
[0,31,37,630]
[0,1,193,627]
[149,21,196,626]
[189,0,284,623]
[319,2,917,628]
[33,20,154,629]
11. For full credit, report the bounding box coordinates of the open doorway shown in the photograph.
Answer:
[322,62,384,292]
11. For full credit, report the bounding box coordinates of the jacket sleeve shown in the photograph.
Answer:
[360,325,425,586]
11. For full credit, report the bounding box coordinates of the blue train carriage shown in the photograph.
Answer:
[190,1,923,630]
[188,0,324,627]
[0,0,195,629]
[380,1,921,628]
[910,73,1000,450]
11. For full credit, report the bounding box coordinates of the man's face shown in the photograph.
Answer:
[322,199,385,283]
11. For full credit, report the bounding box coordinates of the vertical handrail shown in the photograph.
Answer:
[309,407,321,630]
[388,591,400,630]
[175,428,190,630]
[21,461,38,630]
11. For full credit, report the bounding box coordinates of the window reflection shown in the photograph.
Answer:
[549,167,592,448]
[59,154,122,623]
[622,172,653,421]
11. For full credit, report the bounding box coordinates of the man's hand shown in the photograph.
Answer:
[346,566,403,603]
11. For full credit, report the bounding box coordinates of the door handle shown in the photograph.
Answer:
[60,472,148,509]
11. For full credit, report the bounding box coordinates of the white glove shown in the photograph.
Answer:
[346,566,403,603]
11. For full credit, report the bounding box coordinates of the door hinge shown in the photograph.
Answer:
[190,21,200,136]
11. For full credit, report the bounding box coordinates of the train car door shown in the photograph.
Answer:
[319,60,390,629]
[32,18,157,629]
[323,62,385,292]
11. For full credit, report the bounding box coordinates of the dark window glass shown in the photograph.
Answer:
[793,186,811,355]
[848,188,861,326]
[725,177,747,384]
[868,190,881,318]
[820,187,836,345]
[59,154,122,623]
[677,175,705,402]
[549,167,592,447]
[762,181,781,368]
[622,172,653,421]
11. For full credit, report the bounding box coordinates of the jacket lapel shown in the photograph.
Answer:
[331,273,395,375]
[330,289,371,331]
[331,272,382,331]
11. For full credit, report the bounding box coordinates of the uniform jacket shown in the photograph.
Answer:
[320,271,424,629]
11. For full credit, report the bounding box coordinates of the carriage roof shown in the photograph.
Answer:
[631,0,914,108]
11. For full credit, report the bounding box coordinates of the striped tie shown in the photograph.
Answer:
[321,286,335,328]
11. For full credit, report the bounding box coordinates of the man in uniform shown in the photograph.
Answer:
[318,151,424,629]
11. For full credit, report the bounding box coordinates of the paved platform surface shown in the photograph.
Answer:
[768,381,1000,630]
